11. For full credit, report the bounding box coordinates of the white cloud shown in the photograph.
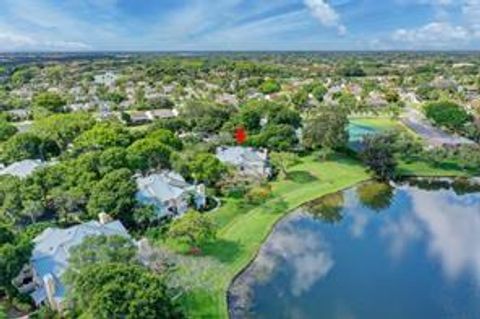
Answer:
[0,32,37,48]
[0,30,90,51]
[392,22,471,48]
[304,0,346,35]
[410,189,480,282]
[462,0,480,22]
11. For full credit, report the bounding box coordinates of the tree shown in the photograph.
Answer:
[0,132,44,163]
[10,67,36,86]
[268,105,302,128]
[64,263,184,319]
[303,105,349,151]
[361,133,397,180]
[424,101,472,131]
[338,62,366,77]
[87,169,137,223]
[98,147,129,176]
[270,152,300,179]
[167,211,217,248]
[0,235,32,298]
[187,153,227,186]
[133,205,158,229]
[292,89,308,108]
[0,120,17,142]
[356,181,394,211]
[250,124,298,151]
[33,113,94,150]
[307,192,344,224]
[127,138,172,173]
[74,122,132,152]
[181,101,232,133]
[68,235,137,270]
[33,91,66,113]
[311,84,327,102]
[146,129,183,150]
[259,78,281,94]
[230,102,263,133]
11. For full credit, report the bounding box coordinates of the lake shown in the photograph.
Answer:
[229,179,480,319]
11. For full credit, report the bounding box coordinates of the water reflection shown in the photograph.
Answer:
[230,179,480,319]
[306,192,345,224]
[356,181,394,212]
[410,188,480,282]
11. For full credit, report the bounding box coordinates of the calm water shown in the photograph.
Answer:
[229,179,480,319]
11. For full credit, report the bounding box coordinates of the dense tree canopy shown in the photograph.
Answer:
[87,168,137,223]
[168,211,217,248]
[259,78,281,94]
[74,121,132,152]
[127,138,172,173]
[424,101,472,131]
[68,235,137,270]
[64,263,184,319]
[0,120,17,142]
[0,132,48,163]
[33,91,66,113]
[361,133,397,180]
[303,105,349,151]
[33,113,94,150]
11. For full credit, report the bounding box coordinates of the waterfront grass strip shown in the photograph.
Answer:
[180,156,370,318]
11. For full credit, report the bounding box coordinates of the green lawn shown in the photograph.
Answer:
[397,160,477,177]
[349,117,404,131]
[157,151,476,318]
[351,116,421,136]
[171,155,370,318]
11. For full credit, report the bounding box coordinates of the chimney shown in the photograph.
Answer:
[196,184,205,195]
[98,212,112,225]
[43,274,57,310]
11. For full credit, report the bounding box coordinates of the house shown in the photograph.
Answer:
[13,216,130,311]
[216,146,271,179]
[136,171,206,218]
[128,111,151,125]
[215,93,238,106]
[94,71,117,87]
[0,159,46,179]
[7,109,31,121]
[146,109,178,120]
[366,91,388,108]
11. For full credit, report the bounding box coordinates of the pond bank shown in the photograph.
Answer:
[181,155,479,318]
[228,178,480,318]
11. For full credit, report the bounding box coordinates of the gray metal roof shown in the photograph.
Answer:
[30,220,130,305]
[0,159,45,179]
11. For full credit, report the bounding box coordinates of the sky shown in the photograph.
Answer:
[0,0,479,51]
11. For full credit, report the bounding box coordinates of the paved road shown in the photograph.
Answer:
[401,108,475,147]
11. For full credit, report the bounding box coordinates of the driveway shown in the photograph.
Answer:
[401,108,475,147]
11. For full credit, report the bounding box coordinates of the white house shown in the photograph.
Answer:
[216,146,271,179]
[94,71,117,87]
[0,159,46,179]
[136,171,206,218]
[13,216,130,311]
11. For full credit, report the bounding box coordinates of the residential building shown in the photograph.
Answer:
[94,71,117,87]
[13,216,130,311]
[136,171,206,218]
[216,146,271,179]
[0,159,46,179]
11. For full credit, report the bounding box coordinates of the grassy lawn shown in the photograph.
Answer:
[349,117,404,131]
[155,151,476,318]
[349,117,418,137]
[168,155,370,318]
[397,160,477,177]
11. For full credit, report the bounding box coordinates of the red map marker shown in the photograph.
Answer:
[235,127,247,144]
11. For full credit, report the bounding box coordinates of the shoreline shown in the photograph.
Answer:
[222,174,479,318]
